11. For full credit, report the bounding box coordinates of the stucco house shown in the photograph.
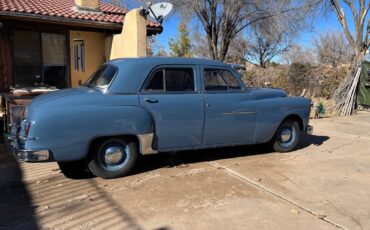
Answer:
[0,0,161,90]
[0,0,161,132]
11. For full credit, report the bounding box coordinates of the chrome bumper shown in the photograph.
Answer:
[306,125,313,135]
[12,147,50,162]
[11,136,50,162]
[8,125,50,162]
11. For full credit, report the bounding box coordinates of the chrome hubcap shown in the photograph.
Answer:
[98,141,131,172]
[280,128,292,143]
[104,146,124,164]
[278,125,297,148]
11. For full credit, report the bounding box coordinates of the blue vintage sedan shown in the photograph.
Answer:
[12,57,312,179]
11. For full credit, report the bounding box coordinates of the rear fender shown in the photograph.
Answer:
[25,105,155,161]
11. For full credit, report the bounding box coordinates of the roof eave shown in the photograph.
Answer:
[0,11,162,35]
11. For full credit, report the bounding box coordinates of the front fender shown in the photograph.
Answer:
[254,97,311,143]
[25,105,154,161]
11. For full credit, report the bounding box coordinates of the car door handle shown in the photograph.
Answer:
[144,98,158,103]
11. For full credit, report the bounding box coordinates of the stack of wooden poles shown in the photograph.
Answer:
[337,65,362,116]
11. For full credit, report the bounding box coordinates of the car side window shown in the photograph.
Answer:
[146,69,164,91]
[203,69,242,92]
[145,68,195,92]
[165,68,195,92]
[221,70,242,90]
[203,69,228,91]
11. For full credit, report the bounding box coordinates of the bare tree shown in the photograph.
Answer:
[245,29,291,68]
[280,45,315,65]
[224,35,248,64]
[313,31,352,67]
[147,36,168,56]
[331,0,370,62]
[170,0,322,61]
[146,36,156,56]
[329,0,370,115]
[191,31,211,59]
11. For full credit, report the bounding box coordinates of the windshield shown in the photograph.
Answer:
[85,65,117,89]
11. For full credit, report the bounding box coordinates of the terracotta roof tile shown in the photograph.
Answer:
[0,0,160,28]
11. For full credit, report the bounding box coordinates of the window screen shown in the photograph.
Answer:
[203,69,228,91]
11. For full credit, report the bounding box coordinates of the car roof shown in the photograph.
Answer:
[109,57,230,67]
[107,57,240,94]
[107,57,233,94]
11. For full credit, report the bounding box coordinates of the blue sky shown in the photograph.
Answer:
[298,11,350,47]
[120,1,365,52]
[156,10,348,51]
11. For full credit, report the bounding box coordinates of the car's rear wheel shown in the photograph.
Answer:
[58,160,93,179]
[87,138,138,179]
[271,119,301,152]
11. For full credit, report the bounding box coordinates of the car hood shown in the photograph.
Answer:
[249,88,287,100]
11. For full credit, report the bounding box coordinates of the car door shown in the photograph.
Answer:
[202,67,257,146]
[139,66,203,150]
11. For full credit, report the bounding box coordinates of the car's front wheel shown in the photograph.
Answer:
[87,138,138,179]
[271,119,301,152]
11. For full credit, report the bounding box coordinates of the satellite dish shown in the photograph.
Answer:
[148,2,173,23]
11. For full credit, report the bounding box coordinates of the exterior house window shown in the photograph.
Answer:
[42,33,68,89]
[12,30,68,89]
[13,31,42,87]
[73,39,85,72]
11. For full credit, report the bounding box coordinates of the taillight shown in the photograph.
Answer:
[25,122,31,137]
[21,106,28,120]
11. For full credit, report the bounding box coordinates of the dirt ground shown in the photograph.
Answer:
[1,114,370,230]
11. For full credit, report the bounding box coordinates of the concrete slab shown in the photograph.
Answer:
[1,114,369,229]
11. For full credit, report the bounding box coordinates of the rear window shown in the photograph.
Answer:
[85,65,117,88]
